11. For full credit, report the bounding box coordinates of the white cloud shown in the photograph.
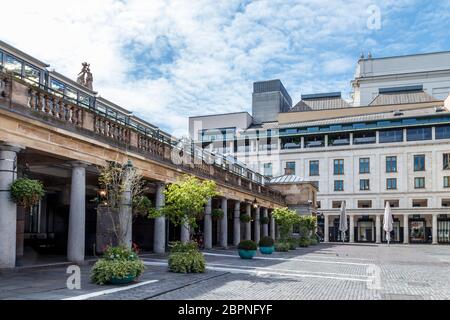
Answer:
[0,0,446,136]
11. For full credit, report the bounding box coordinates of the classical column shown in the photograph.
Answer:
[349,215,355,243]
[204,198,212,249]
[254,206,260,244]
[270,211,276,240]
[375,215,381,244]
[324,215,329,242]
[262,207,269,237]
[245,203,252,240]
[119,161,133,249]
[233,201,241,246]
[153,182,166,253]
[67,161,87,263]
[220,197,228,248]
[403,214,409,244]
[0,143,22,268]
[432,214,438,245]
[180,221,190,243]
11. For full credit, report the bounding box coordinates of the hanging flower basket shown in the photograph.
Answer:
[211,208,224,221]
[260,216,270,224]
[9,178,45,207]
[240,214,251,223]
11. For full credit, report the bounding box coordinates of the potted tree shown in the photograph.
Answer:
[149,175,218,273]
[258,236,275,254]
[91,161,149,285]
[272,207,300,250]
[238,240,257,259]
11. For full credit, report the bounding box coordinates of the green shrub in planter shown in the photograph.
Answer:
[238,240,257,251]
[308,237,319,246]
[168,241,206,273]
[298,238,310,247]
[91,246,145,285]
[287,237,298,250]
[260,216,269,224]
[258,236,274,247]
[169,241,198,253]
[275,241,290,252]
[10,178,45,207]
[240,214,251,223]
[168,251,206,273]
[238,240,257,259]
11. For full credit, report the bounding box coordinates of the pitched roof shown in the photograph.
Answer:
[268,175,305,184]
[369,91,438,106]
[289,97,351,112]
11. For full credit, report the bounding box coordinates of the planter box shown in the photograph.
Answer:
[259,246,274,254]
[238,249,257,259]
[110,274,135,285]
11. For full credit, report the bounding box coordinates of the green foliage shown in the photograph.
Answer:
[238,240,257,251]
[168,251,206,273]
[169,241,198,253]
[240,214,251,223]
[308,237,319,246]
[272,207,300,241]
[260,216,270,224]
[10,178,45,207]
[297,215,317,238]
[287,237,298,250]
[275,241,290,252]
[132,195,152,216]
[91,245,145,285]
[298,238,310,247]
[168,241,205,273]
[91,259,145,285]
[211,208,224,220]
[152,175,218,230]
[258,236,274,247]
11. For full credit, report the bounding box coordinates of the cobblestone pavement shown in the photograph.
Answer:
[1,243,449,300]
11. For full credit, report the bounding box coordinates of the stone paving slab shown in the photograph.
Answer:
[0,244,449,300]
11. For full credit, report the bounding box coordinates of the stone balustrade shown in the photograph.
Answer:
[0,71,285,205]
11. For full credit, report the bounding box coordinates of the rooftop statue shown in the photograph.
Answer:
[76,62,93,90]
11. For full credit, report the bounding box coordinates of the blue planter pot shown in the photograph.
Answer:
[259,246,274,254]
[238,249,257,259]
[110,274,135,284]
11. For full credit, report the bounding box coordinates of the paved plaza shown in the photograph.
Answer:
[1,243,449,300]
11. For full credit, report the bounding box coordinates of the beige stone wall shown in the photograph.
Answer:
[268,182,317,208]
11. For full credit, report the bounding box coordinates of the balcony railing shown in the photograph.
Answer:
[0,71,285,204]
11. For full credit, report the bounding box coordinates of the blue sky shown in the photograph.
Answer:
[1,0,449,136]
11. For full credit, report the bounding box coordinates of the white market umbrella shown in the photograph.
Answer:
[339,201,348,243]
[383,201,394,245]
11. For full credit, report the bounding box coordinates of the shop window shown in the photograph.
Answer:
[384,200,399,208]
[412,199,427,207]
[358,200,372,208]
